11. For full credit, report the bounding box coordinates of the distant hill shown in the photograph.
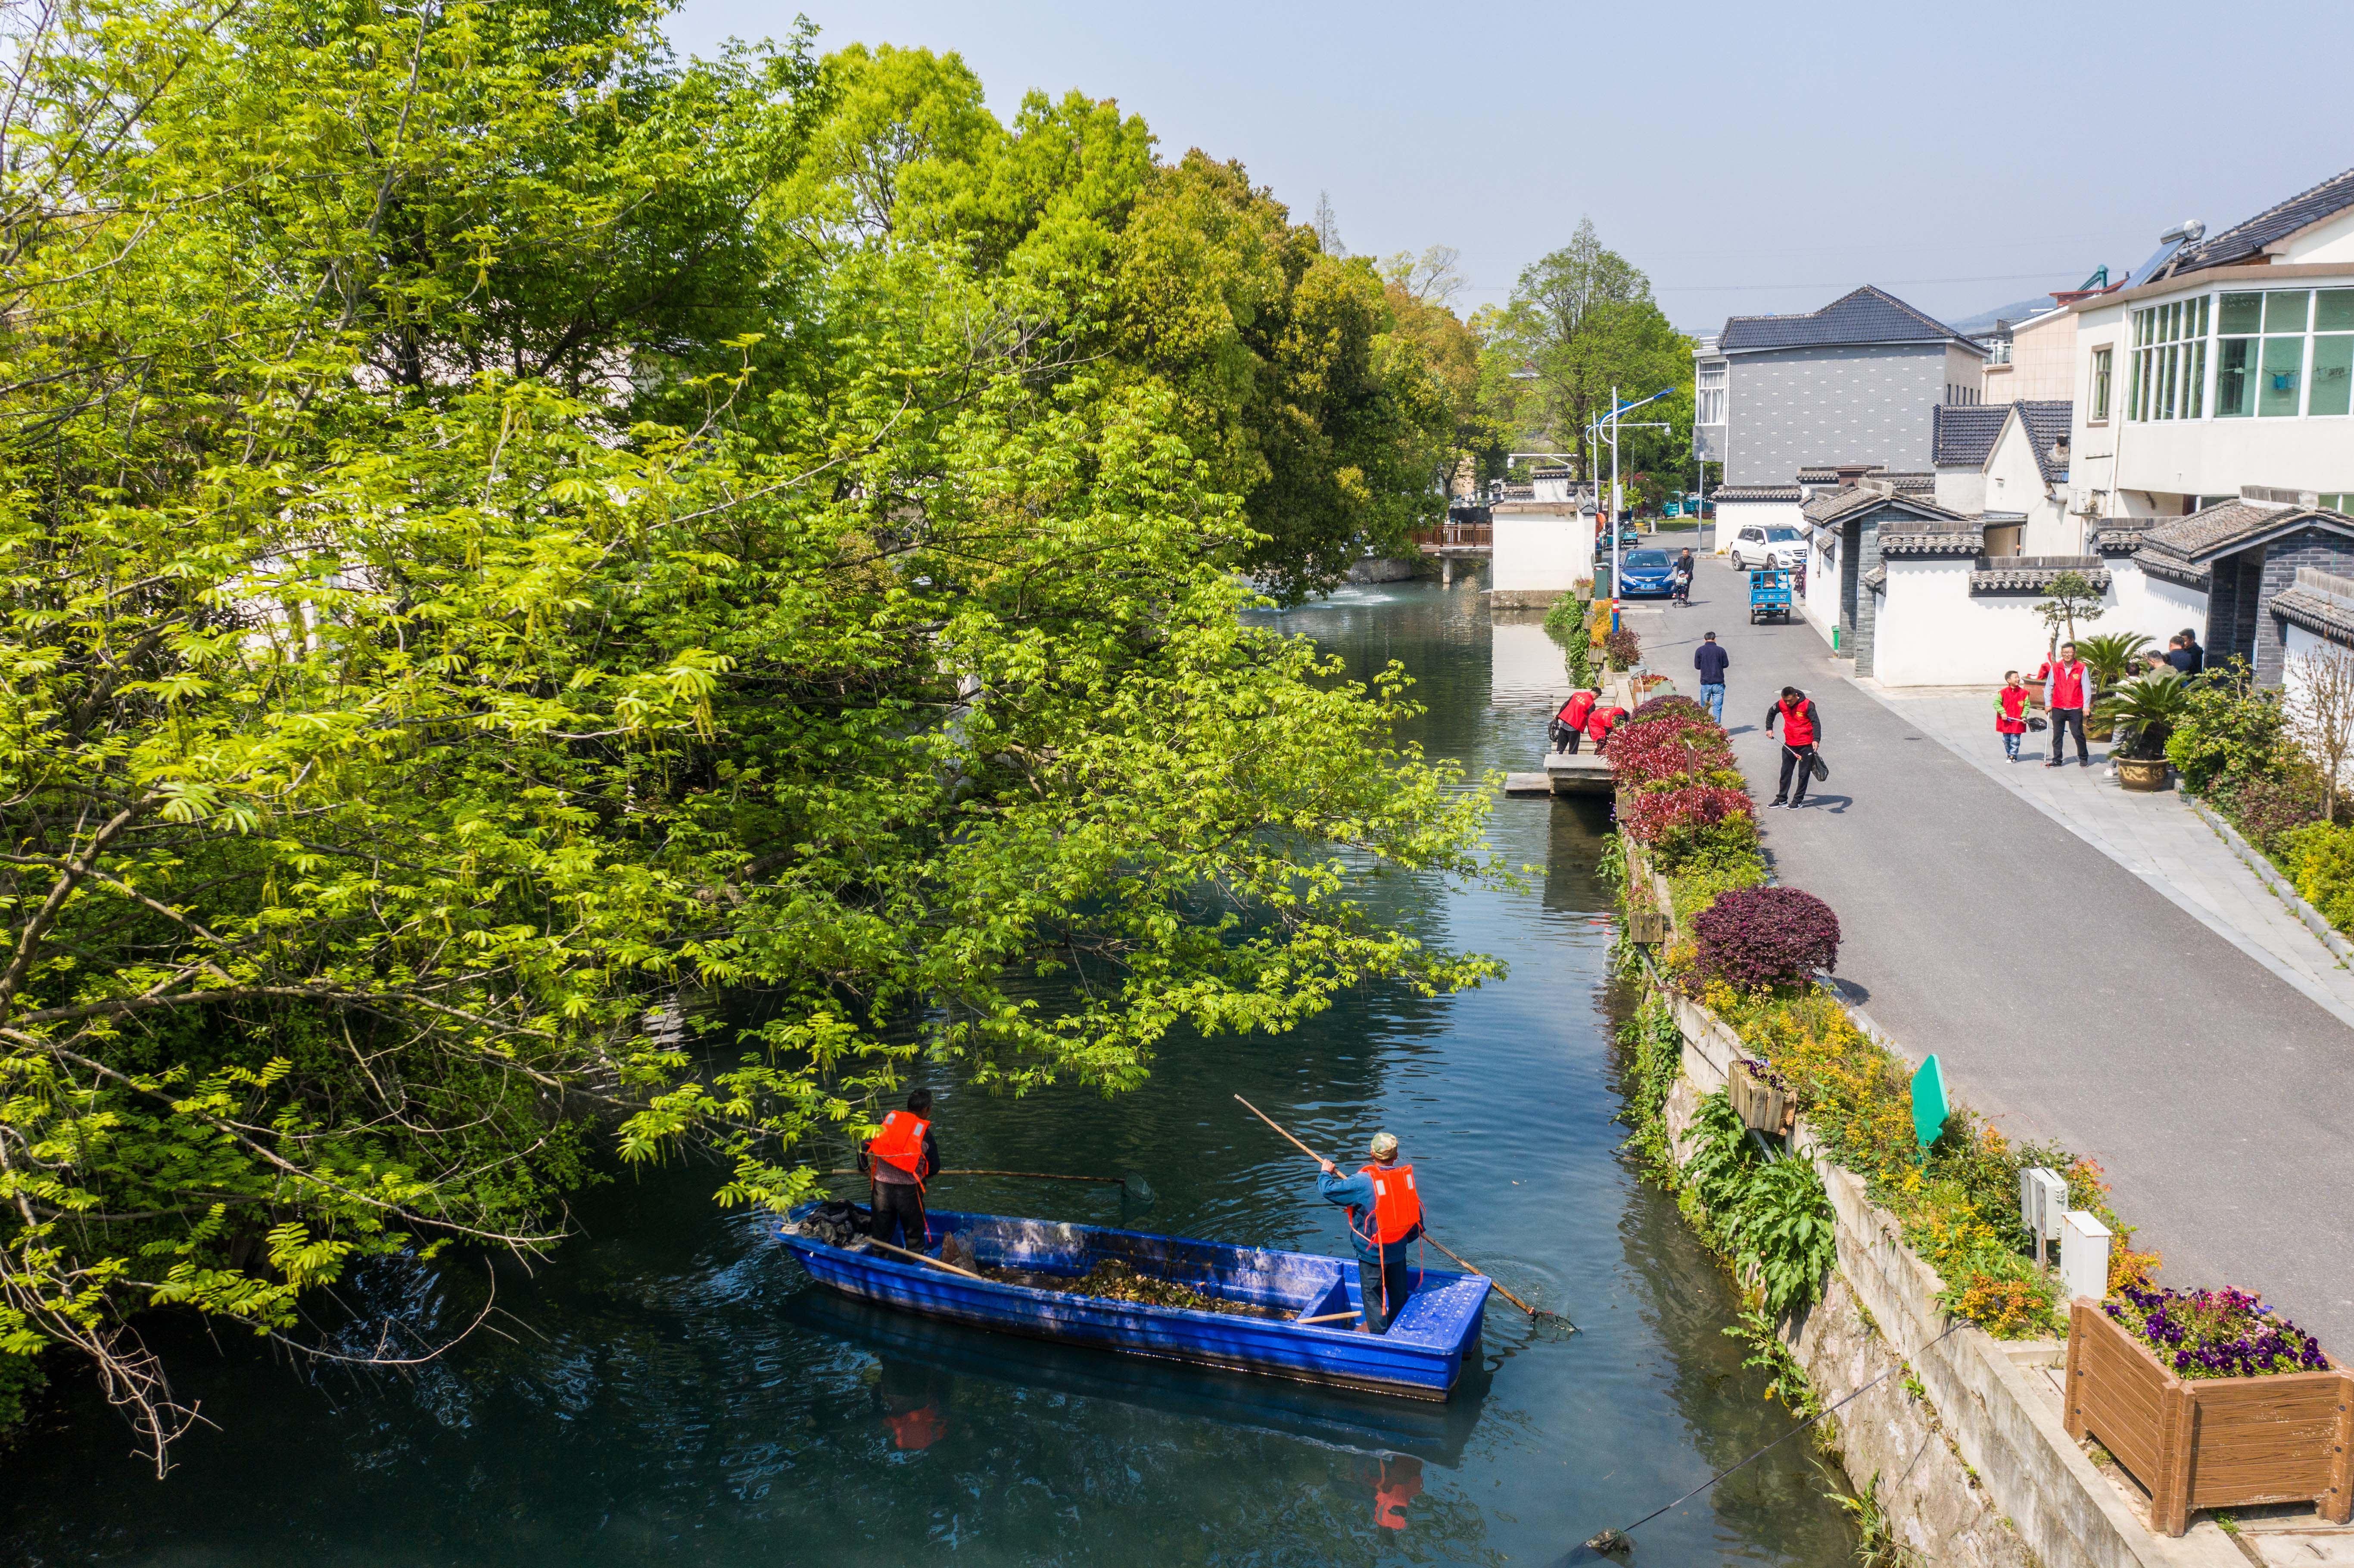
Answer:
[1945,294,2063,336]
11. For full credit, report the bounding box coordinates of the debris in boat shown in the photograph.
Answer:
[793,1200,870,1248]
[934,1234,1280,1319]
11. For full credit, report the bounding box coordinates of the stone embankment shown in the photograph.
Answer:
[1621,841,2245,1568]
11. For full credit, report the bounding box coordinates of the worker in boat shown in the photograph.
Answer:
[1317,1131,1423,1334]
[858,1088,940,1252]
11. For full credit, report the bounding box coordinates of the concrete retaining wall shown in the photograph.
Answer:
[1643,975,2239,1566]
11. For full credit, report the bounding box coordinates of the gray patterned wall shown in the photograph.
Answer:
[1724,345,1950,485]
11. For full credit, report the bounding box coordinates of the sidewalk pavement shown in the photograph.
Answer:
[1862,684,2354,1032]
[1636,548,2354,1353]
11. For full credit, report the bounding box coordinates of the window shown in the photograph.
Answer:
[2128,296,2207,420]
[2312,290,2354,417]
[2090,346,2112,420]
[2213,289,2354,419]
[1696,361,1726,426]
[2322,492,2353,510]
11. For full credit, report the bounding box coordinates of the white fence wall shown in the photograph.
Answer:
[1870,558,2212,688]
[1491,504,1592,593]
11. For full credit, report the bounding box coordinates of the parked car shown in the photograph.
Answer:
[1616,548,1676,598]
[1728,524,1806,572]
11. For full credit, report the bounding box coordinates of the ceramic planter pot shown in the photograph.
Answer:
[2064,1299,2354,1534]
[2116,756,2170,792]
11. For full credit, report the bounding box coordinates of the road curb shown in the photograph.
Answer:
[2184,794,2354,968]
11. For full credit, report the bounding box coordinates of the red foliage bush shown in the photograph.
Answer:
[1619,782,1753,845]
[1691,886,1842,990]
[1628,694,1707,723]
[1607,715,1734,788]
[1603,625,1641,670]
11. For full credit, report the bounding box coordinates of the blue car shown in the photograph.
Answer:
[1617,548,1676,598]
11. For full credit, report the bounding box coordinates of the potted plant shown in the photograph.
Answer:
[2097,672,2191,790]
[1728,1058,1796,1136]
[2065,1290,2353,1535]
[2077,632,2153,740]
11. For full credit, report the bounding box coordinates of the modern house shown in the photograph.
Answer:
[1696,286,1991,485]
[2069,165,2354,523]
[1979,305,2076,404]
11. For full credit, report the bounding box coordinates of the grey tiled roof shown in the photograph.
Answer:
[1531,464,1572,479]
[1712,485,1801,502]
[2271,585,2354,645]
[2142,503,2354,562]
[2095,526,2150,555]
[1971,563,2111,594]
[2133,535,2211,590]
[2172,166,2354,275]
[1801,486,1967,526]
[1879,523,1985,556]
[2018,401,2074,483]
[1719,286,1984,355]
[1931,404,2009,467]
[1861,565,1886,591]
[1883,472,1937,494]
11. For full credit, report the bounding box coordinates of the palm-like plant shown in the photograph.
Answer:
[2096,670,2193,760]
[2077,631,2155,693]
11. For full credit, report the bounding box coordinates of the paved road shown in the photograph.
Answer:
[1629,546,2354,1349]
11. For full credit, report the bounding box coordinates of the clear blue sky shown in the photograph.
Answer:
[669,0,2354,333]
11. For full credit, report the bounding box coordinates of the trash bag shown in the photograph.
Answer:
[1809,751,1829,783]
[797,1199,870,1248]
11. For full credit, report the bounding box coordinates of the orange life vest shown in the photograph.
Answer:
[868,1111,930,1179]
[1373,1456,1424,1530]
[1352,1161,1423,1247]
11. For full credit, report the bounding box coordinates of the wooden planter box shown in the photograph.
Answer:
[1727,1060,1795,1136]
[1627,907,1667,945]
[2064,1298,2354,1534]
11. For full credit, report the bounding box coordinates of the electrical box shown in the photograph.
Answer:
[2019,1167,2067,1260]
[2060,1210,2112,1305]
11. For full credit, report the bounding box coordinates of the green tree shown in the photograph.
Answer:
[0,0,1501,1467]
[1485,218,1693,486]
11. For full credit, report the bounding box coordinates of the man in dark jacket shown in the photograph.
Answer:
[2169,628,2206,675]
[1693,632,1729,722]
[1766,686,1822,807]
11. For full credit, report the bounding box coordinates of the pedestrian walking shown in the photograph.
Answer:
[1693,631,1728,723]
[2039,641,2093,768]
[1765,686,1822,807]
[1994,670,2030,762]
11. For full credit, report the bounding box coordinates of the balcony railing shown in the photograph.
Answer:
[1411,521,1493,550]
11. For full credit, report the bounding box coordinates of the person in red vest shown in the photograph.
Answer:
[1765,685,1822,808]
[1585,702,1630,755]
[1993,669,2030,763]
[858,1088,940,1252]
[2038,639,2093,768]
[1551,689,1598,753]
[1315,1131,1424,1334]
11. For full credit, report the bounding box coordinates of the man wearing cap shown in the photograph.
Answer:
[1316,1132,1425,1334]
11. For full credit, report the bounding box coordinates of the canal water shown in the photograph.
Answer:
[0,580,1855,1566]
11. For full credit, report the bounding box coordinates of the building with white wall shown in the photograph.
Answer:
[1979,305,2077,405]
[1488,498,1595,608]
[2069,166,2354,524]
[1931,400,2077,555]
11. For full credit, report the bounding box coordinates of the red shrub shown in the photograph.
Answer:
[1628,694,1707,723]
[1691,886,1842,990]
[1619,783,1753,845]
[1608,716,1734,787]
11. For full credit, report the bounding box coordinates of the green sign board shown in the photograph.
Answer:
[1911,1055,1949,1157]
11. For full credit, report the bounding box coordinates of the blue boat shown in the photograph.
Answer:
[777,1205,1491,1401]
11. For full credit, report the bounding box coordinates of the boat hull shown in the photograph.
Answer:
[777,1207,1489,1401]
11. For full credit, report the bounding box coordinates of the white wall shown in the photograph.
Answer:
[1803,526,1841,642]
[1490,504,1593,592]
[1714,497,1802,555]
[1934,467,1987,515]
[1982,417,2075,553]
[1868,557,2209,687]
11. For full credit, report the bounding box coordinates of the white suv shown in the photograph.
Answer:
[1729,525,1806,572]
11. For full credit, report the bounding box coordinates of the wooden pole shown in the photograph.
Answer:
[1294,1310,1364,1325]
[1232,1095,1570,1328]
[860,1236,988,1281]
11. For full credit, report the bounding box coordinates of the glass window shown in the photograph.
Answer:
[2215,336,2256,417]
[2220,292,2264,333]
[2091,347,2111,420]
[2266,291,2311,333]
[2311,334,2354,417]
[2320,291,2354,332]
[2188,340,2207,419]
[1625,551,1669,568]
[2260,336,2305,417]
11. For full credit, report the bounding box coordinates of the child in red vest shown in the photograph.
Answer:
[1994,671,2030,762]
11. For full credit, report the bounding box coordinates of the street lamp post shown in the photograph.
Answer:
[1585,386,1676,605]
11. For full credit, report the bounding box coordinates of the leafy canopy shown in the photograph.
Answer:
[0,0,1501,1465]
